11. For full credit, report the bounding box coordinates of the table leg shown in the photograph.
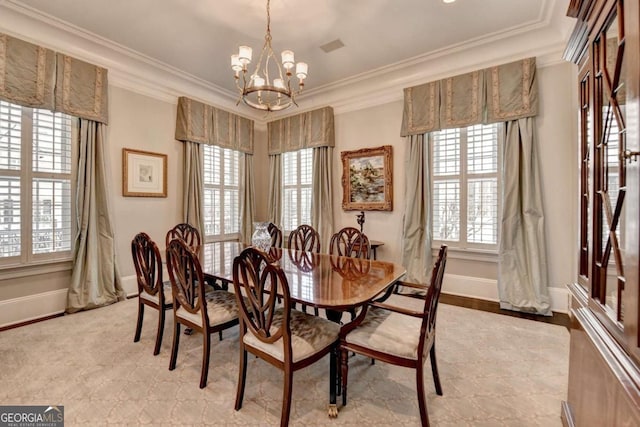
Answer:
[328,346,338,418]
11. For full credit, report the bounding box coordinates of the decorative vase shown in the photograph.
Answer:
[251,222,271,252]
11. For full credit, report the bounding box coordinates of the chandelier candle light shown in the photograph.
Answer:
[231,0,308,111]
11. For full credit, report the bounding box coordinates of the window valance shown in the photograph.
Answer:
[175,96,254,154]
[0,33,109,124]
[400,57,537,136]
[267,106,335,155]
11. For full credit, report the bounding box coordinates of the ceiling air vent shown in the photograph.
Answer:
[320,39,345,53]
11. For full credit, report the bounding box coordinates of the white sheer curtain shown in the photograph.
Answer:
[401,134,432,286]
[498,117,551,315]
[67,119,124,312]
[311,146,334,249]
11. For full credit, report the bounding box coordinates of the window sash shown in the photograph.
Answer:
[203,145,241,242]
[0,102,76,267]
[282,148,312,232]
[431,124,501,251]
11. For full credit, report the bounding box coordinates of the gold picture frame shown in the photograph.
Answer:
[341,145,393,211]
[122,148,167,197]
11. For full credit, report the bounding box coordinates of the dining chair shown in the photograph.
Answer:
[268,222,283,248]
[287,224,321,253]
[166,222,201,253]
[328,227,371,322]
[339,245,448,426]
[132,232,173,356]
[329,227,371,259]
[287,224,321,315]
[232,247,340,427]
[166,238,241,389]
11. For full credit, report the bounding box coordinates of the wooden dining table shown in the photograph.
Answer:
[200,241,406,417]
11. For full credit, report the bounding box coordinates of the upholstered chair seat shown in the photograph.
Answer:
[344,306,425,360]
[243,308,340,363]
[175,290,240,328]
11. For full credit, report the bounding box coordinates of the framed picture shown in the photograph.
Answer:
[122,148,167,197]
[341,145,393,211]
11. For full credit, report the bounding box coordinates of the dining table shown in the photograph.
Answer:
[200,241,406,417]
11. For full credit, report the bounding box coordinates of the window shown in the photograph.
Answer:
[282,148,312,232]
[203,145,240,241]
[431,123,501,250]
[0,100,75,265]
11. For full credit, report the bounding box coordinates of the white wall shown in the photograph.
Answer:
[108,87,183,277]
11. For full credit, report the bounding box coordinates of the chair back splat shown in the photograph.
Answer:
[287,224,320,253]
[329,227,371,259]
[268,223,283,248]
[166,223,201,252]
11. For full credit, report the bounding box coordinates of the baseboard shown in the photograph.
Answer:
[0,288,68,329]
[121,274,138,297]
[0,276,139,330]
[442,273,569,314]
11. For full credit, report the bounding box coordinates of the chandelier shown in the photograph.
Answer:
[231,0,308,112]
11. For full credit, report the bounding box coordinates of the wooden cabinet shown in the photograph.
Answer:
[563,0,640,425]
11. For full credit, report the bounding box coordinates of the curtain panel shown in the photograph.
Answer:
[311,147,334,249]
[400,57,538,136]
[67,119,124,312]
[175,96,254,154]
[401,134,431,287]
[267,106,335,155]
[0,32,109,123]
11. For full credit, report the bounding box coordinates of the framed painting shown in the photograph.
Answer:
[122,148,167,197]
[341,145,392,211]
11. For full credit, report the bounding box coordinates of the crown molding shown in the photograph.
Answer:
[0,0,570,124]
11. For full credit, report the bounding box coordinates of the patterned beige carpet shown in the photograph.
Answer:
[0,298,568,426]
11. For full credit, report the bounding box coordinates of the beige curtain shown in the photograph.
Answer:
[311,147,334,249]
[67,119,124,313]
[239,153,255,243]
[183,141,205,240]
[401,134,431,285]
[267,154,282,226]
[498,117,551,315]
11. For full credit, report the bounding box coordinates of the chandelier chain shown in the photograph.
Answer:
[265,0,271,42]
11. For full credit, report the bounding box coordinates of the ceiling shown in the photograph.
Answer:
[8,0,570,101]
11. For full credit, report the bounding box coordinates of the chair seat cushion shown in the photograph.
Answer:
[345,305,423,360]
[176,290,239,328]
[139,281,173,305]
[243,308,339,363]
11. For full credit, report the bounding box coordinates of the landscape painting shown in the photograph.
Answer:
[341,145,392,211]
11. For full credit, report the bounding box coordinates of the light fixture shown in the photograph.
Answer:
[231,0,308,112]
